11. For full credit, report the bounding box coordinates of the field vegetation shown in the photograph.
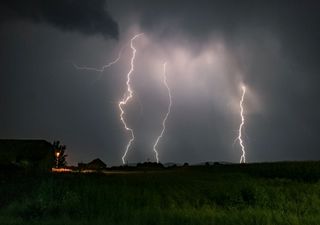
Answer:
[1,161,320,225]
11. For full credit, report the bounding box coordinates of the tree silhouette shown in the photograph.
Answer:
[53,141,67,168]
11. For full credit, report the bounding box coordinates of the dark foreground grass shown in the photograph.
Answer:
[1,162,320,225]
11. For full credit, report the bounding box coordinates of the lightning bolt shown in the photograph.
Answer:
[237,85,246,163]
[152,62,172,163]
[73,34,143,164]
[73,45,126,85]
[73,50,122,72]
[120,33,143,164]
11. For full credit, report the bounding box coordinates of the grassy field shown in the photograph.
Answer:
[1,162,320,225]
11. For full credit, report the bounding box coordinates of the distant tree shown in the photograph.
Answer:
[52,141,67,168]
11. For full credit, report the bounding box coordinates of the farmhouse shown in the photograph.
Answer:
[0,139,54,172]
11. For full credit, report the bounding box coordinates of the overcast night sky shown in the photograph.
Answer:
[0,0,319,166]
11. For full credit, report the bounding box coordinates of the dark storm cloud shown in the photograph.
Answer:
[130,0,320,59]
[0,0,118,39]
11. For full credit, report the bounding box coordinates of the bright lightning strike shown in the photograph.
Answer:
[73,50,122,72]
[73,45,126,73]
[152,62,172,163]
[237,85,246,163]
[72,34,142,164]
[120,33,143,164]
[73,45,126,84]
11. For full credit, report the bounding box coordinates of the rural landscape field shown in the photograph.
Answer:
[1,1,319,225]
[1,162,320,225]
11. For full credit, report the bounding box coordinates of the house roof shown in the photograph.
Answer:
[88,158,106,167]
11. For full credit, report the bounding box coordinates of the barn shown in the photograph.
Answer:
[78,158,107,171]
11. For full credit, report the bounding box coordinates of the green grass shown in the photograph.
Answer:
[1,162,320,225]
